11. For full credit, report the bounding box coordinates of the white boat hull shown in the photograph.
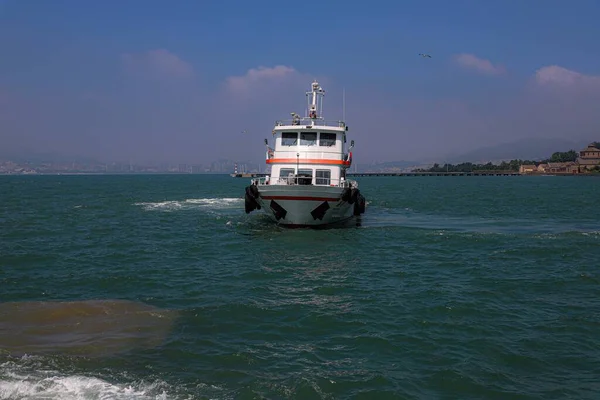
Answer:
[251,185,358,227]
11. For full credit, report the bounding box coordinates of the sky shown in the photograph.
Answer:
[1,0,600,165]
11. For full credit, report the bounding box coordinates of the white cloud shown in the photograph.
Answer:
[221,64,323,112]
[121,49,194,79]
[225,65,298,94]
[454,53,506,76]
[534,65,600,88]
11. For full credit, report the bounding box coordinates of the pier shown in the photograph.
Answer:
[231,171,521,178]
[347,171,521,177]
[230,173,268,178]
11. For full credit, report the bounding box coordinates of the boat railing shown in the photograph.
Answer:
[251,176,355,188]
[274,119,347,129]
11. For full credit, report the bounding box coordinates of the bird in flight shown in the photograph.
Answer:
[241,130,247,134]
[419,53,432,58]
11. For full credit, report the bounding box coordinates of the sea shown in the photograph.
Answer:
[0,174,599,399]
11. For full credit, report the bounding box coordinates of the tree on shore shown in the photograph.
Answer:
[414,159,537,173]
[547,150,577,163]
[415,148,581,173]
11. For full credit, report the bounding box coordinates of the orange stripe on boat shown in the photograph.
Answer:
[266,158,351,166]
[261,196,340,201]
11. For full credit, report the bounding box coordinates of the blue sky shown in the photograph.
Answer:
[1,0,600,164]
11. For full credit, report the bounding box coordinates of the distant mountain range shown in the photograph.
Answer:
[445,137,591,164]
[3,137,594,172]
[0,149,104,165]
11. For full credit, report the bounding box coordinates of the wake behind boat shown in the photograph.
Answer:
[244,80,366,227]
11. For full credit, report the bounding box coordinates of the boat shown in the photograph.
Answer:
[244,80,366,227]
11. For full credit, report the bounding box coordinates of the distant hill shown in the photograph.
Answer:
[447,138,591,163]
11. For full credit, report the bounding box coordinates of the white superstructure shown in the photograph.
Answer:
[244,80,365,227]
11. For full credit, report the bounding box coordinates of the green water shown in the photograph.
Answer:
[1,175,599,399]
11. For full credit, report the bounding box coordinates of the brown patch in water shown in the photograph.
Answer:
[0,300,179,357]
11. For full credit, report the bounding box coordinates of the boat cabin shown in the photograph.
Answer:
[262,81,353,187]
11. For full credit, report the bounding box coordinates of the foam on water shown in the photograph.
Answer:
[0,355,235,400]
[0,358,171,400]
[134,198,242,212]
[362,205,600,236]
[0,375,169,400]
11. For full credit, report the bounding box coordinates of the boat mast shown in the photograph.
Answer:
[342,87,346,123]
[306,80,325,123]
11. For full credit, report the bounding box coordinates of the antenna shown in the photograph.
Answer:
[342,87,346,122]
[307,80,325,121]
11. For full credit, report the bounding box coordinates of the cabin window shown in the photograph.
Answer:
[319,132,336,147]
[316,169,331,185]
[298,169,313,177]
[297,168,313,185]
[279,168,295,178]
[300,132,317,146]
[282,132,297,146]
